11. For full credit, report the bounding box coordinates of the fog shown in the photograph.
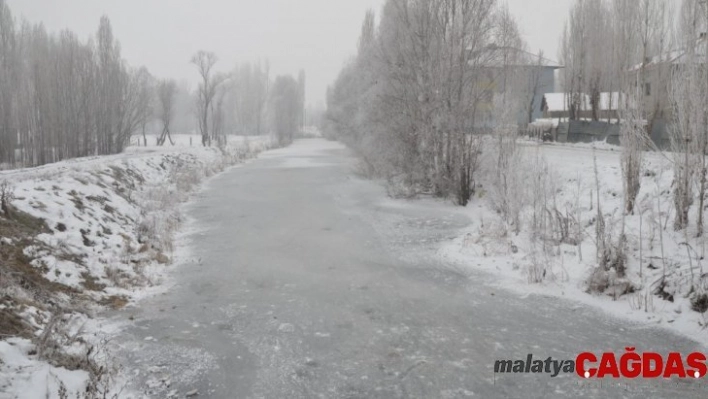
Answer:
[6,0,569,106]
[5,1,708,398]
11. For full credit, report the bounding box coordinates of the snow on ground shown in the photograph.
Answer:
[441,140,708,345]
[5,134,272,299]
[0,314,126,399]
[0,338,88,399]
[0,134,275,399]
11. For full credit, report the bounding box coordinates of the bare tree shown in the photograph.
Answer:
[488,4,530,229]
[156,79,177,146]
[560,0,615,121]
[559,4,588,120]
[693,0,708,236]
[133,67,155,147]
[191,51,228,146]
[670,0,707,232]
[613,0,642,215]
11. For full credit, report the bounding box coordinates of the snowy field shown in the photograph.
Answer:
[442,139,708,345]
[0,134,275,398]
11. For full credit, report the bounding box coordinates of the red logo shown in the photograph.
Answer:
[576,348,707,379]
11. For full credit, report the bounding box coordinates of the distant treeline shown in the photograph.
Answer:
[0,1,153,167]
[0,0,309,169]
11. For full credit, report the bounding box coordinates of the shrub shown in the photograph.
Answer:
[691,293,708,313]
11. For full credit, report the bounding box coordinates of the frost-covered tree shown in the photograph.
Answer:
[132,67,155,147]
[326,0,521,205]
[670,0,708,232]
[560,0,672,214]
[614,0,672,214]
[560,0,615,121]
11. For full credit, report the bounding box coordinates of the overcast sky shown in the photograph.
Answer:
[6,0,572,107]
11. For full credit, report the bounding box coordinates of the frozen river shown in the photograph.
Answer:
[115,139,708,398]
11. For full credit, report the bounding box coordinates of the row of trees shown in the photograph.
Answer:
[324,0,534,205]
[328,0,705,229]
[560,0,675,216]
[559,0,673,127]
[325,0,707,302]
[559,0,708,234]
[0,0,306,169]
[0,1,152,167]
[555,0,708,305]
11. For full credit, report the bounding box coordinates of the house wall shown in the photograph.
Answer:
[633,65,673,120]
[527,68,557,123]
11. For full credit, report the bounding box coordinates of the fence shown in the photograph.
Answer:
[546,120,671,149]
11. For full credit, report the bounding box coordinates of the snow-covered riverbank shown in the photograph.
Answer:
[0,135,276,398]
[441,140,708,346]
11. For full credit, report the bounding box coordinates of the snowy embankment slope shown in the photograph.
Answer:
[0,134,275,398]
[442,140,708,345]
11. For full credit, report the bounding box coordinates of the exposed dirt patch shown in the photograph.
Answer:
[155,252,170,265]
[68,190,86,211]
[0,206,76,337]
[55,249,87,266]
[86,195,109,205]
[80,272,106,292]
[0,210,69,295]
[100,295,129,310]
[103,204,116,215]
[0,307,32,338]
[108,165,144,200]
